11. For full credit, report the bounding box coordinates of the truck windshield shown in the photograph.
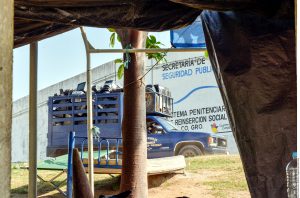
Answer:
[155,117,179,131]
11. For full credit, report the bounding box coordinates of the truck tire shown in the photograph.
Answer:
[178,145,203,157]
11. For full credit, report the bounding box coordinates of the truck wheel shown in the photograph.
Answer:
[178,145,203,157]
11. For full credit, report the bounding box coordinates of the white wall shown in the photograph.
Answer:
[12,61,117,162]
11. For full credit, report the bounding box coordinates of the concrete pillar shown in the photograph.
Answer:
[0,0,14,197]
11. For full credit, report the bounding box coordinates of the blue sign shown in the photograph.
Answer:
[170,16,206,48]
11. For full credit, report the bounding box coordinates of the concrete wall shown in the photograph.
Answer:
[12,61,117,162]
[12,52,239,162]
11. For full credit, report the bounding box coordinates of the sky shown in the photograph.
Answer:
[13,28,171,101]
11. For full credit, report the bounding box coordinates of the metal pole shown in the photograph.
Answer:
[89,48,206,54]
[80,27,94,194]
[114,61,117,82]
[28,42,38,198]
[67,131,75,198]
[151,59,154,86]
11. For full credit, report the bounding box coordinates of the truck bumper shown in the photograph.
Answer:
[204,146,228,155]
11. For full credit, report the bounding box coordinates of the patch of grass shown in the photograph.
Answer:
[204,178,248,198]
[204,179,248,192]
[11,185,28,194]
[11,169,29,194]
[94,175,120,191]
[11,169,121,196]
[11,169,67,195]
[185,155,249,197]
[11,162,27,169]
[186,155,243,172]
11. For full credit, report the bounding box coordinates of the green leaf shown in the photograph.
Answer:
[145,35,167,63]
[149,35,156,43]
[146,39,150,48]
[146,36,150,44]
[204,50,209,59]
[107,28,116,32]
[117,35,121,43]
[114,58,123,64]
[117,64,124,79]
[109,33,115,48]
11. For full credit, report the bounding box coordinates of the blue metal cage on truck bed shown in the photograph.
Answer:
[47,92,123,157]
[47,84,173,157]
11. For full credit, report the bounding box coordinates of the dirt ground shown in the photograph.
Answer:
[148,172,218,198]
[149,172,250,198]
[93,171,250,198]
[11,155,251,198]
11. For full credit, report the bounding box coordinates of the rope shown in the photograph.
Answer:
[123,49,170,89]
[124,44,131,69]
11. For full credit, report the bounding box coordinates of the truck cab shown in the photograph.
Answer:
[147,115,227,158]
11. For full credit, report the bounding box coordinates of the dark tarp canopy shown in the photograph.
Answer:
[14,0,202,47]
[201,9,295,197]
[14,0,284,48]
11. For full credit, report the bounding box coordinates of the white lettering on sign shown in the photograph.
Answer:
[151,54,232,133]
[161,57,205,71]
[161,57,213,80]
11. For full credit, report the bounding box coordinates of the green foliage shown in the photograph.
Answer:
[108,28,121,48]
[107,28,115,33]
[204,50,209,59]
[114,59,124,79]
[114,58,123,64]
[117,34,121,43]
[110,33,116,48]
[108,29,166,79]
[146,35,167,63]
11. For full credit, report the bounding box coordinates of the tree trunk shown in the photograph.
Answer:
[117,29,148,198]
